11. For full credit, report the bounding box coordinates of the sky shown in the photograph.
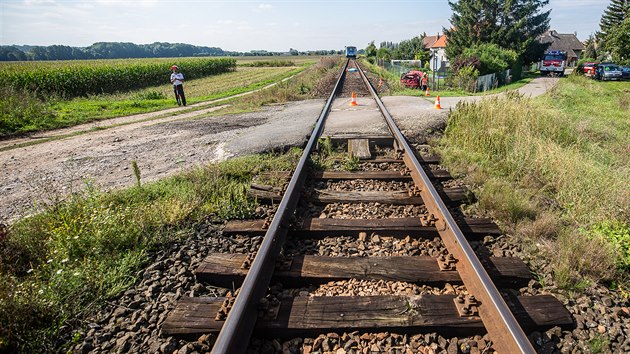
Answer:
[0,0,610,52]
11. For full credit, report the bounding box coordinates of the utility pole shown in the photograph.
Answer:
[433,54,437,91]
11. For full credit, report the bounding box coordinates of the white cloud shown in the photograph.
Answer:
[258,4,273,10]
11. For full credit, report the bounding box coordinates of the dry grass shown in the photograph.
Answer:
[439,77,629,291]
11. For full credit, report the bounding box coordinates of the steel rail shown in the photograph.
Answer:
[211,59,350,354]
[353,59,536,354]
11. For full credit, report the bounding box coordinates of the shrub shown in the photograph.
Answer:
[242,60,296,67]
[451,65,479,92]
[0,86,57,137]
[461,43,518,75]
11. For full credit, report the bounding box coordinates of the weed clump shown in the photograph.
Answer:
[0,86,57,137]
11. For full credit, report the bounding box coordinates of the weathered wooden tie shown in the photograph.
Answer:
[257,169,451,181]
[162,295,573,338]
[348,138,372,159]
[249,185,468,205]
[222,217,502,238]
[195,254,532,288]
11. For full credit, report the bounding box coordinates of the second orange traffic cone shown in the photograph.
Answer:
[350,92,357,106]
[434,95,442,109]
[378,76,383,87]
[425,87,431,96]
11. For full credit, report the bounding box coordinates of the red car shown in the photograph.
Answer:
[583,62,599,76]
[400,70,424,88]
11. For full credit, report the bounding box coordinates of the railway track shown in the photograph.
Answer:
[162,59,572,353]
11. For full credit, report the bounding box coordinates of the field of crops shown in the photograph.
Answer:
[0,58,309,137]
[0,57,236,98]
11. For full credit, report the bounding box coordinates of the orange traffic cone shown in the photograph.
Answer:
[378,76,383,87]
[350,92,357,106]
[425,87,431,96]
[434,95,442,109]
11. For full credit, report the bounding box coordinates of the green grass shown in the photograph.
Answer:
[0,149,302,353]
[195,56,342,117]
[438,76,630,292]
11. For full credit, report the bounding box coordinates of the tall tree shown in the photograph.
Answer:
[393,36,427,60]
[583,34,599,60]
[605,16,630,63]
[598,0,630,63]
[445,0,550,64]
[599,0,630,37]
[365,41,377,57]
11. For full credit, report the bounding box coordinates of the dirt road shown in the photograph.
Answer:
[0,100,325,223]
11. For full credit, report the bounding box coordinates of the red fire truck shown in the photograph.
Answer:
[539,50,567,77]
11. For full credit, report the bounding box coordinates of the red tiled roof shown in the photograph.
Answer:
[431,36,447,48]
[423,35,439,48]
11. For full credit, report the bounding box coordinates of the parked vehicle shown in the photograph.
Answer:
[583,62,599,77]
[400,70,423,88]
[622,66,630,80]
[594,63,623,81]
[540,50,567,76]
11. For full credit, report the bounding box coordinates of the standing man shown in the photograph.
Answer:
[421,73,428,92]
[170,65,186,106]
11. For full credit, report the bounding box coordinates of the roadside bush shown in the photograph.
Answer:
[242,60,296,67]
[0,86,57,137]
[450,65,479,92]
[131,90,167,101]
[461,43,517,76]
[451,56,481,73]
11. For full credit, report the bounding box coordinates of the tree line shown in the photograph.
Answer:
[0,42,348,61]
[364,36,430,63]
[0,42,227,61]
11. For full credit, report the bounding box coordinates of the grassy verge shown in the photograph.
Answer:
[1,65,308,138]
[0,149,302,353]
[438,76,629,292]
[195,56,343,117]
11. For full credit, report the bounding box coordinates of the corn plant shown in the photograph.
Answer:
[0,57,236,98]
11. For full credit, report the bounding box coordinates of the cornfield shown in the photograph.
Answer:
[0,57,236,98]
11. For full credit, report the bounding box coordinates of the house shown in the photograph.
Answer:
[430,35,448,72]
[422,33,449,72]
[539,30,585,66]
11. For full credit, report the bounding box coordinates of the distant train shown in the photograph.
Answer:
[345,46,357,58]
